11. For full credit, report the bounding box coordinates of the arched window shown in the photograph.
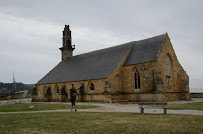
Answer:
[135,69,140,89]
[61,86,66,95]
[57,86,59,93]
[46,87,52,96]
[90,83,94,90]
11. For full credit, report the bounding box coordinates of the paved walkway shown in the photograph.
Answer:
[0,98,202,115]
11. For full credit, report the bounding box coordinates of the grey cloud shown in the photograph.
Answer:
[0,0,202,88]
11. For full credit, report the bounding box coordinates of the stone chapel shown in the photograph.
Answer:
[32,25,190,102]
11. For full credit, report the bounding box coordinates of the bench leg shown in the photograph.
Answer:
[141,108,144,114]
[164,108,167,114]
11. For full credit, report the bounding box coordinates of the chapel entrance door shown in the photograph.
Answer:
[61,86,68,102]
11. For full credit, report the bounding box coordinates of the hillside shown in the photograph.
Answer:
[0,82,35,98]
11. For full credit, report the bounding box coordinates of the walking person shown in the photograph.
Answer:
[70,84,77,112]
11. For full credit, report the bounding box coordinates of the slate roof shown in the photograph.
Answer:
[37,34,165,85]
[124,34,165,65]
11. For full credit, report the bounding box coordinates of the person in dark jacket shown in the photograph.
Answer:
[70,84,77,111]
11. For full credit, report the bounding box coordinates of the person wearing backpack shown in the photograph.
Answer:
[70,84,77,112]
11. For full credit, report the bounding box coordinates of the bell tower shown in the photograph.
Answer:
[59,25,75,61]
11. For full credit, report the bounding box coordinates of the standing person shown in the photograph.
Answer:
[70,84,77,112]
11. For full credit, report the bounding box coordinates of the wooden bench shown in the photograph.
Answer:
[118,100,128,104]
[138,102,167,114]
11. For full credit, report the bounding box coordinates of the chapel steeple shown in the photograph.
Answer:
[59,25,75,61]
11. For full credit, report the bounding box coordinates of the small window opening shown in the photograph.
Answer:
[90,83,94,90]
[57,86,59,93]
[66,40,71,46]
[135,69,140,89]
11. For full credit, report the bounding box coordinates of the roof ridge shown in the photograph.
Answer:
[134,33,166,43]
[69,33,165,60]
[67,41,135,60]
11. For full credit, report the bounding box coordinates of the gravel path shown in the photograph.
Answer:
[0,98,202,115]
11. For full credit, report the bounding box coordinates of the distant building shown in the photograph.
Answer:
[32,25,190,102]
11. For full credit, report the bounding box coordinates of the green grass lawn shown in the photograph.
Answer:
[168,102,203,110]
[0,103,97,112]
[0,112,202,134]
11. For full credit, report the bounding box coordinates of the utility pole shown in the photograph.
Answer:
[13,70,17,92]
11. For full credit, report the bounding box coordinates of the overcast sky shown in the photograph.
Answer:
[0,0,202,90]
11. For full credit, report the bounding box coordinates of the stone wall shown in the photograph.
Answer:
[35,78,110,102]
[106,47,133,94]
[61,48,73,60]
[111,92,190,102]
[122,62,156,94]
[155,34,189,95]
[190,93,203,98]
